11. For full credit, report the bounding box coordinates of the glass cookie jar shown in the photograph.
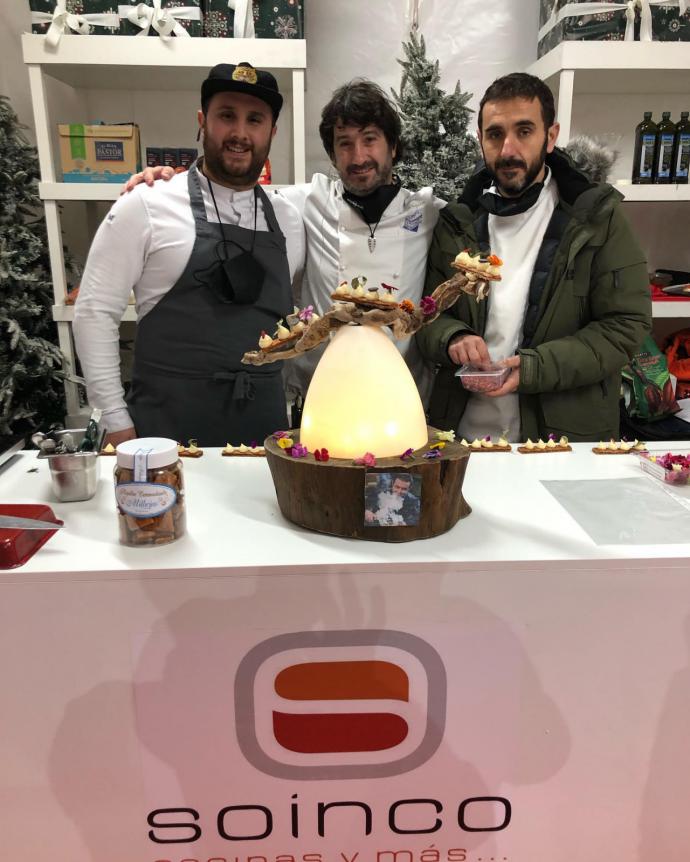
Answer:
[114,438,186,546]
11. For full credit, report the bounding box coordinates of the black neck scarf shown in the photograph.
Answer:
[477,168,549,218]
[342,176,402,225]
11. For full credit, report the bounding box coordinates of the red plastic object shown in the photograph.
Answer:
[0,504,63,569]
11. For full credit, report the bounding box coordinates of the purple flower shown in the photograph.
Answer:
[272,430,289,439]
[291,443,309,458]
[400,447,415,460]
[420,296,437,316]
[298,305,314,323]
[424,449,441,460]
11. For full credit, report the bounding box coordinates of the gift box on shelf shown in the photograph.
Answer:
[538,0,631,57]
[58,123,142,183]
[119,0,203,37]
[648,1,690,41]
[203,0,304,39]
[28,0,120,41]
[538,0,690,56]
[202,0,235,37]
[254,0,304,39]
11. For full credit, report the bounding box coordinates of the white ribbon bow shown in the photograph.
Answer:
[40,0,120,48]
[540,0,688,43]
[228,0,255,37]
[121,1,201,39]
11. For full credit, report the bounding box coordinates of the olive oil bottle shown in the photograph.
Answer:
[673,111,690,184]
[655,111,676,184]
[632,112,657,184]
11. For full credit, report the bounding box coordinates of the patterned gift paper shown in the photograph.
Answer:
[29,0,120,34]
[254,0,304,39]
[538,0,628,57]
[203,0,304,39]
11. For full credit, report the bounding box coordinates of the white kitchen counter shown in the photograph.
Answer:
[2,443,689,579]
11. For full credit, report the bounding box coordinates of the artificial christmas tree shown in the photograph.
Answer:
[0,95,71,448]
[392,31,479,201]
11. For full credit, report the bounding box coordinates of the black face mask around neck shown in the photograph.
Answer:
[477,167,549,218]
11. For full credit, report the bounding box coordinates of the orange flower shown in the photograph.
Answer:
[400,299,415,313]
[488,254,503,266]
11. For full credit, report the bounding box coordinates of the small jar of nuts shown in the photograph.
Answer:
[114,438,186,546]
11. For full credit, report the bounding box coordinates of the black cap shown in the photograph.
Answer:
[201,62,283,121]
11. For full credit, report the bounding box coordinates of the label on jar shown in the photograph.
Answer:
[115,482,177,517]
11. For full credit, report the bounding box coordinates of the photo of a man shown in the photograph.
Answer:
[364,472,422,527]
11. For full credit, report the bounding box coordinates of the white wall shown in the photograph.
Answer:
[303,0,541,175]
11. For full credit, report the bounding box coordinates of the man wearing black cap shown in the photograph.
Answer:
[125,78,444,408]
[74,63,304,448]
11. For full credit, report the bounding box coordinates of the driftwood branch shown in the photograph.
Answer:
[242,267,492,367]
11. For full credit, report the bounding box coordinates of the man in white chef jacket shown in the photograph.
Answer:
[128,79,445,407]
[284,79,445,405]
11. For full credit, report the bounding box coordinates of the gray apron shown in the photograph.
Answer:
[127,164,292,446]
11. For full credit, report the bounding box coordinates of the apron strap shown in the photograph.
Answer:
[213,369,256,401]
[254,183,284,236]
[187,162,209,229]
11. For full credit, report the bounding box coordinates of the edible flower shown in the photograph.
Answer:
[290,443,308,458]
[314,448,330,462]
[420,296,437,316]
[488,254,503,266]
[399,299,415,313]
[298,305,315,322]
[436,430,455,442]
[354,452,377,467]
[400,447,415,460]
[423,449,441,460]
[430,441,445,450]
[272,430,289,439]
[277,437,294,450]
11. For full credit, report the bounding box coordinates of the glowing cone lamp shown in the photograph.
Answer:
[299,326,428,459]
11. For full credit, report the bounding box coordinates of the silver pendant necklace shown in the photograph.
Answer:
[367,216,382,253]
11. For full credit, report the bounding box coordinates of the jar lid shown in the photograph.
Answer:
[116,437,179,470]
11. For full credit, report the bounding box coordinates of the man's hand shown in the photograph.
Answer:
[121,165,175,194]
[103,427,137,448]
[485,355,521,398]
[447,333,491,367]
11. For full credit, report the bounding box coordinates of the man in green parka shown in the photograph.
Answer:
[417,72,651,443]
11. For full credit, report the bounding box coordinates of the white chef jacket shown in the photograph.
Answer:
[280,173,446,406]
[73,169,305,432]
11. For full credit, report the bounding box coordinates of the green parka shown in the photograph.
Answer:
[416,148,652,442]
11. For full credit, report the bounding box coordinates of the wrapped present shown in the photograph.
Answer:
[29,0,120,43]
[203,0,254,37]
[649,0,690,40]
[254,0,304,39]
[538,1,633,58]
[203,0,303,39]
[538,1,690,56]
[119,0,203,36]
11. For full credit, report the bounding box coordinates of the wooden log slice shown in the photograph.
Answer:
[264,427,471,542]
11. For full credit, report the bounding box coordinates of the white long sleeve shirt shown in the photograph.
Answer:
[280,174,446,405]
[73,170,305,432]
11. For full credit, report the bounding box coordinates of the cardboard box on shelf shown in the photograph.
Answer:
[58,123,141,183]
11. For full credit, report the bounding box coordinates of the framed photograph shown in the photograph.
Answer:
[363,472,422,527]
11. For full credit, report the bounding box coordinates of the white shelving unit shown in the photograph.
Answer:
[527,41,690,323]
[22,33,307,418]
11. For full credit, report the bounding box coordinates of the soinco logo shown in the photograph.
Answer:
[235,630,446,779]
